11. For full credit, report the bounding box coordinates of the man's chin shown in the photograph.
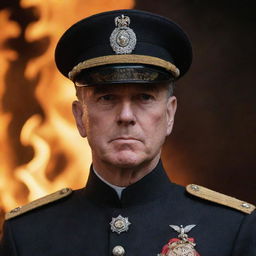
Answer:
[108,152,145,169]
[112,159,141,169]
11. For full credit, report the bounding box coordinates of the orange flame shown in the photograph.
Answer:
[0,9,21,211]
[0,0,134,216]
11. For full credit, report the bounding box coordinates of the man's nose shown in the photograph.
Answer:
[117,101,136,126]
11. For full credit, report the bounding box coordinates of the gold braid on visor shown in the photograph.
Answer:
[68,54,180,81]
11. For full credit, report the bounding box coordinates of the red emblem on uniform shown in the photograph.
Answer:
[158,225,201,256]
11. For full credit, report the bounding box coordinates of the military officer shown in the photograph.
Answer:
[1,9,255,256]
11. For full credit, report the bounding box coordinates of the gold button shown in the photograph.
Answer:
[60,188,69,194]
[112,245,125,256]
[10,207,21,213]
[241,202,251,209]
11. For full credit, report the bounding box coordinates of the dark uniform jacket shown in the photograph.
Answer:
[1,161,255,256]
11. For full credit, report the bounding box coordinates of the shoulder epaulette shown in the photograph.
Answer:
[186,184,255,214]
[5,188,72,220]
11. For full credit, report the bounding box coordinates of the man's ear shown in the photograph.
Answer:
[72,100,87,137]
[166,96,177,136]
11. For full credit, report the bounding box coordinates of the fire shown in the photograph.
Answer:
[0,9,21,212]
[0,0,134,226]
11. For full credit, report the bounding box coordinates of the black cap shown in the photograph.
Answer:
[55,9,192,86]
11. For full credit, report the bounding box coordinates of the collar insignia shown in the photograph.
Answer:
[110,14,137,54]
[158,225,201,256]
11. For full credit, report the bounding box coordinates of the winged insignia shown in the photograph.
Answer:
[169,224,196,239]
[115,15,130,27]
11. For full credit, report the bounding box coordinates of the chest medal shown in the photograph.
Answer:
[158,225,201,256]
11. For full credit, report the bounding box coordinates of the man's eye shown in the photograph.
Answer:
[98,95,115,101]
[138,94,154,101]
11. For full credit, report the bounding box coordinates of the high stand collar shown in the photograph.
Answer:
[84,160,172,208]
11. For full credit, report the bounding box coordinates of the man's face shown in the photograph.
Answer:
[72,83,177,169]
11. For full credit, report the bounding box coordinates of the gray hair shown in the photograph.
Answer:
[167,80,175,97]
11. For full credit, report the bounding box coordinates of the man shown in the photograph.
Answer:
[1,9,255,256]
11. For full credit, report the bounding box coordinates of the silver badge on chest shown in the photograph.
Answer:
[110,215,131,234]
[110,14,137,54]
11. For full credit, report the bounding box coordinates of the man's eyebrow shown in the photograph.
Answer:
[138,84,159,92]
[92,86,116,94]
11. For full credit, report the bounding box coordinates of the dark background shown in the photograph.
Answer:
[134,0,256,203]
[0,0,255,206]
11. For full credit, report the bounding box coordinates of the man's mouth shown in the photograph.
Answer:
[110,137,142,142]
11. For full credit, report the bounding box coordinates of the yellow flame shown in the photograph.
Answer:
[0,0,134,214]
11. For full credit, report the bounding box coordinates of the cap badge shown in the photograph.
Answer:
[158,225,201,256]
[110,14,137,54]
[110,214,131,234]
